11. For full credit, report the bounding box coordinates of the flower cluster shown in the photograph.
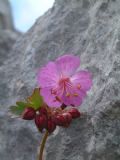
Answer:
[22,105,80,133]
[10,54,92,160]
[19,54,92,134]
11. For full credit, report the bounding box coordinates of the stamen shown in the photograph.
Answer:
[66,93,70,97]
[77,84,81,90]
[73,93,78,97]
[55,96,62,102]
[59,77,70,91]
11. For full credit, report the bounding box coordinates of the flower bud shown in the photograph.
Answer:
[22,107,36,120]
[54,114,66,126]
[62,112,72,125]
[68,108,80,119]
[38,107,47,115]
[54,112,72,127]
[35,114,47,132]
[47,119,56,133]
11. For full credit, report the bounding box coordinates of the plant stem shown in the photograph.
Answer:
[38,130,49,160]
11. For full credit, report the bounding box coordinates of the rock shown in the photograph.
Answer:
[0,0,120,160]
[0,30,18,66]
[0,0,14,31]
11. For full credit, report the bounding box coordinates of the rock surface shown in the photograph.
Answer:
[0,0,14,30]
[0,30,18,66]
[0,0,120,160]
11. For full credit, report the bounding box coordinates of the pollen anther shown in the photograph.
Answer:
[55,96,62,102]
[77,84,81,90]
[73,93,78,97]
[66,93,70,97]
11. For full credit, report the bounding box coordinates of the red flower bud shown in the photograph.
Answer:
[54,114,66,126]
[38,107,47,115]
[54,112,72,127]
[35,114,47,132]
[22,107,36,120]
[47,119,56,133]
[62,112,72,125]
[68,108,80,119]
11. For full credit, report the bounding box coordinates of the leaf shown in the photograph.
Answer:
[26,88,44,109]
[10,101,31,116]
[10,88,44,116]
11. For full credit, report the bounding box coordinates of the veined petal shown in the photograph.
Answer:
[37,62,59,88]
[61,82,86,106]
[55,54,80,76]
[71,71,92,91]
[62,90,85,106]
[40,87,62,107]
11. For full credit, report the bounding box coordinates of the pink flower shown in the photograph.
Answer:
[37,54,92,107]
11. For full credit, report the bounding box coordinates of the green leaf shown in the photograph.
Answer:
[26,88,44,109]
[10,88,44,116]
[10,101,32,116]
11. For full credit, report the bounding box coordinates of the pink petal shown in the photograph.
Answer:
[55,54,80,76]
[62,90,85,107]
[61,83,86,107]
[37,62,59,88]
[40,87,62,107]
[71,71,92,91]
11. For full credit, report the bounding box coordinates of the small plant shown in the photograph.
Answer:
[10,54,92,160]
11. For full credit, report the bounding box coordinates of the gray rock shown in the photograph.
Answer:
[0,30,18,66]
[0,0,120,160]
[0,0,14,31]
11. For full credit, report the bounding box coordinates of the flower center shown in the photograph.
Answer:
[51,77,70,97]
[51,77,79,102]
[59,77,70,89]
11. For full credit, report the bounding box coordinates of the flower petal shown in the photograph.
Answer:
[71,71,92,91]
[55,54,80,76]
[61,82,86,107]
[40,87,62,107]
[37,62,59,88]
[62,90,85,107]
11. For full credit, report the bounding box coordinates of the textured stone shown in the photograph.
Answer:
[0,0,120,160]
[0,30,18,66]
[0,0,14,30]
